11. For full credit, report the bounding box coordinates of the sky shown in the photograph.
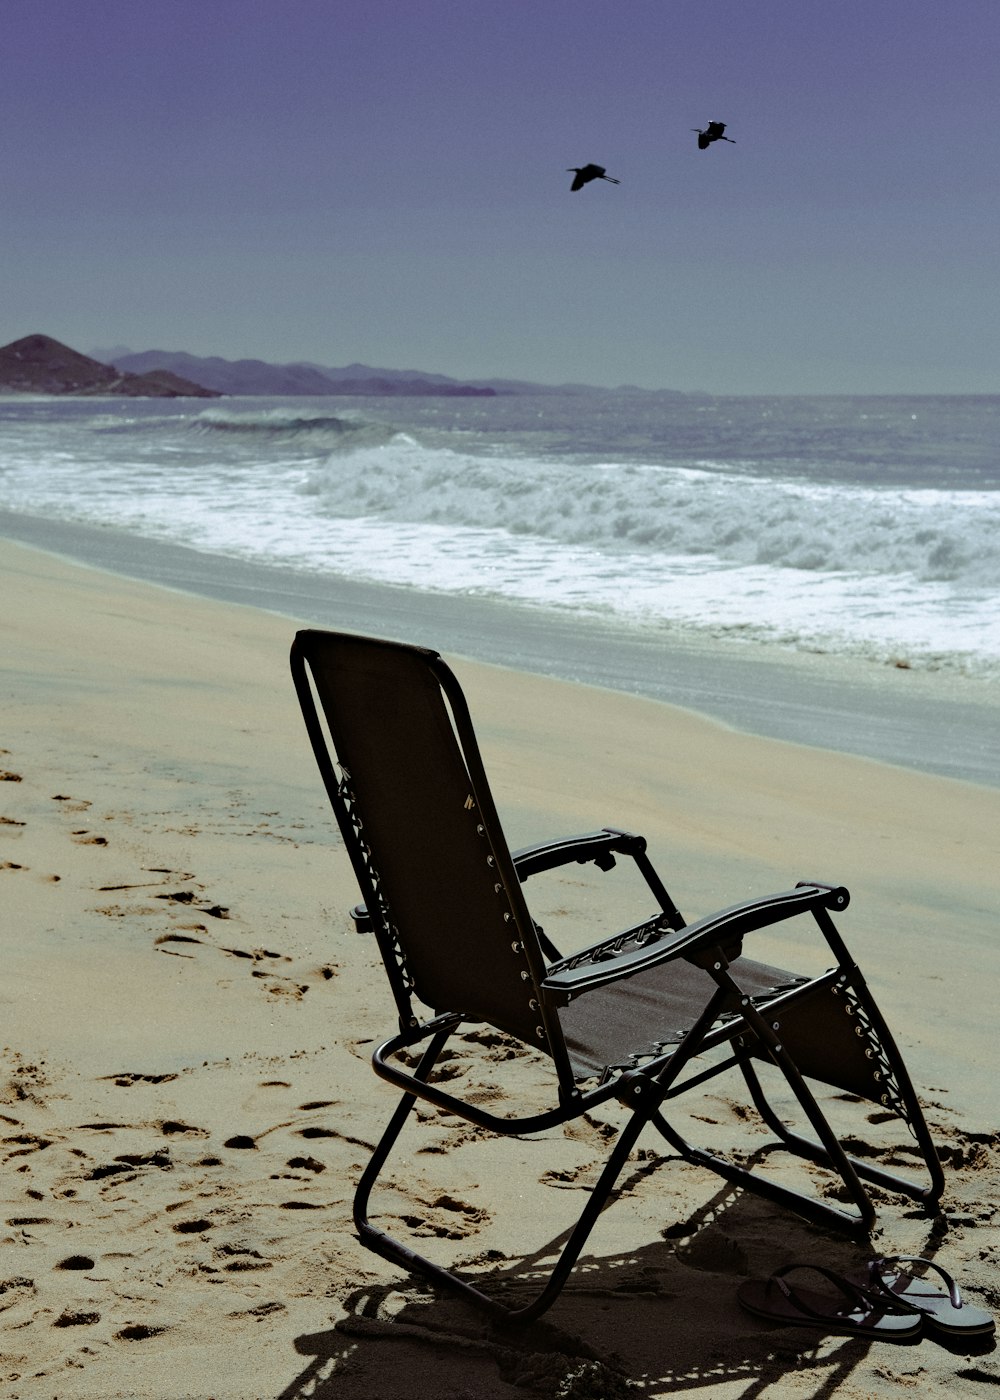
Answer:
[3,1,998,394]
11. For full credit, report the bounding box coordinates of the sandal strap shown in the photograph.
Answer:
[868,1255,963,1310]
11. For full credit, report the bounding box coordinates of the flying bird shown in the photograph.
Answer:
[692,121,734,150]
[567,163,621,191]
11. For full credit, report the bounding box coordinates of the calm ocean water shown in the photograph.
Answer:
[2,392,999,680]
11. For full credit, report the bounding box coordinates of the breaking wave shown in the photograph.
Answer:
[302,436,1000,590]
[187,406,399,452]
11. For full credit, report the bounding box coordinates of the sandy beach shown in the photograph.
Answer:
[2,534,998,1399]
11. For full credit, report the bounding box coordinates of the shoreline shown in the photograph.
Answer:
[3,508,1000,789]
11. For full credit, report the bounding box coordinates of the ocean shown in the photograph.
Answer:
[2,390,999,679]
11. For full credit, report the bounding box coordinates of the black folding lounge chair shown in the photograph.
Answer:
[290,628,944,1323]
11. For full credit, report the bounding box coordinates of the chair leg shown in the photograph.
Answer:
[353,1026,453,1242]
[353,1037,660,1323]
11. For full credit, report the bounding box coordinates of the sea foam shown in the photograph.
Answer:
[2,393,998,678]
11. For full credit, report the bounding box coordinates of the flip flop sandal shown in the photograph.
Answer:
[850,1255,995,1339]
[737,1264,922,1341]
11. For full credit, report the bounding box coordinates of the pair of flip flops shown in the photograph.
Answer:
[738,1256,995,1343]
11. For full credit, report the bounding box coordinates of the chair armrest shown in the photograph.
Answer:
[541,883,849,1003]
[512,828,647,880]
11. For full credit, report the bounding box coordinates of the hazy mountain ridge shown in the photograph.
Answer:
[97,347,685,397]
[109,350,499,397]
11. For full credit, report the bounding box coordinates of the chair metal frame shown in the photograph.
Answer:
[290,628,944,1323]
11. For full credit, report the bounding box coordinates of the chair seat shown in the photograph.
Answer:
[560,952,809,1080]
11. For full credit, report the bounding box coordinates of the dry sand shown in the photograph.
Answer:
[1,536,997,1399]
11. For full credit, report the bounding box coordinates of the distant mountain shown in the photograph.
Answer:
[294,362,612,396]
[111,350,498,397]
[0,335,220,398]
[83,345,689,397]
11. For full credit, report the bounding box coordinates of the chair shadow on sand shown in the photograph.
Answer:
[274,1151,986,1400]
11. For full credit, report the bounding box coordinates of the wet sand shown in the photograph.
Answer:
[3,509,1000,789]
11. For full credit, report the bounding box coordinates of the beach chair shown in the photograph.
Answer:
[289,627,944,1323]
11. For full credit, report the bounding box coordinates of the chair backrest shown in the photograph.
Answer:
[290,629,553,1052]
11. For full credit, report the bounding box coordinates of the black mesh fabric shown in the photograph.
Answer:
[301,633,546,1045]
[559,954,887,1101]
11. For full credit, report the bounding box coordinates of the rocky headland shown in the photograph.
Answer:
[0,335,220,398]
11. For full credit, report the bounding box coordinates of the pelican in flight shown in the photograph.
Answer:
[567,163,621,191]
[692,121,734,150]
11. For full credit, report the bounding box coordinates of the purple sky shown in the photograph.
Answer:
[3,1,997,392]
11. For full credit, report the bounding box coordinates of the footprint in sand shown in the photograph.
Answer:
[154,932,205,958]
[158,1120,208,1138]
[1,1055,50,1107]
[71,830,108,847]
[677,1226,749,1275]
[115,1323,169,1341]
[213,1244,272,1273]
[2,1132,55,1163]
[251,974,310,1000]
[222,944,284,962]
[539,1165,594,1190]
[99,1071,179,1087]
[229,1301,286,1320]
[172,1218,212,1234]
[156,890,230,919]
[401,1193,489,1240]
[85,1149,173,1182]
[53,1308,101,1328]
[146,899,326,999]
[0,1277,35,1314]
